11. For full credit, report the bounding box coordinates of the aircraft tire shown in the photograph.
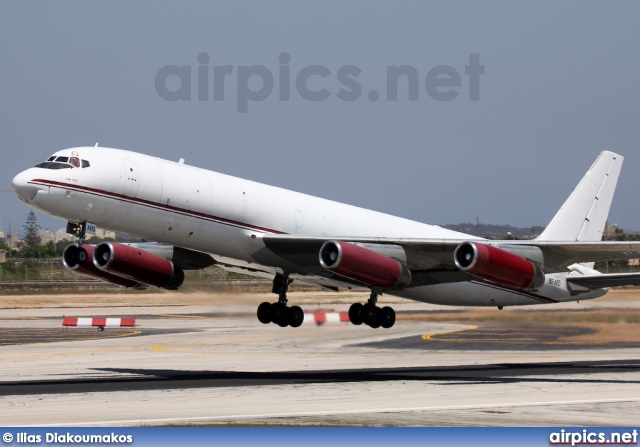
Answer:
[380,306,396,329]
[271,303,289,327]
[362,303,379,327]
[257,302,272,324]
[288,305,304,328]
[348,303,364,325]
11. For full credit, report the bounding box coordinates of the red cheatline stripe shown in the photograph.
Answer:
[29,178,286,235]
[471,280,560,304]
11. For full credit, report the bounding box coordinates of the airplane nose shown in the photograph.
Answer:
[12,169,39,203]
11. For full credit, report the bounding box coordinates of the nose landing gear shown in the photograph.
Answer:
[66,221,93,247]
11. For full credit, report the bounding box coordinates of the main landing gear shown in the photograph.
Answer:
[256,277,395,330]
[257,274,304,328]
[348,291,396,329]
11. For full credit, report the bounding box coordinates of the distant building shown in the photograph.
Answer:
[53,227,116,243]
[604,225,618,238]
[53,228,73,243]
[38,229,55,245]
[3,233,21,248]
[96,229,116,239]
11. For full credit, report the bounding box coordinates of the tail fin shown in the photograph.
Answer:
[536,151,623,242]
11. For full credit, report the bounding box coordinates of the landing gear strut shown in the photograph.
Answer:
[64,222,92,266]
[256,274,304,328]
[66,221,88,247]
[348,291,395,329]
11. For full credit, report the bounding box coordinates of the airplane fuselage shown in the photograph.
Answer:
[12,146,607,307]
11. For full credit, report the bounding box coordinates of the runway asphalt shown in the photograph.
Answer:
[0,290,639,426]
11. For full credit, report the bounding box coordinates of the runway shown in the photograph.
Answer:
[0,290,639,426]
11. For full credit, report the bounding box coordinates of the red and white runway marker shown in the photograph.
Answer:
[305,310,350,325]
[62,317,136,330]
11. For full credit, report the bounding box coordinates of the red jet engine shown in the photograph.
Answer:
[319,240,411,288]
[454,241,544,290]
[62,244,145,289]
[93,242,184,290]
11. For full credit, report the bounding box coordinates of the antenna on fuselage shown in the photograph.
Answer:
[95,142,99,147]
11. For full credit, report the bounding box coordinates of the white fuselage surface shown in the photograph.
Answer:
[12,147,607,307]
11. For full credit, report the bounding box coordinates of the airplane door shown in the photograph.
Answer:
[123,159,139,198]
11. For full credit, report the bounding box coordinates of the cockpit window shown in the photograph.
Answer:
[35,153,91,170]
[34,162,72,170]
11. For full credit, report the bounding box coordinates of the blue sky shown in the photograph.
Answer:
[2,1,640,235]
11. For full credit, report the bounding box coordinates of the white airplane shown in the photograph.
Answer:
[11,147,640,329]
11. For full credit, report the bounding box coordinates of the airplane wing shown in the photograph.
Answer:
[262,235,640,268]
[261,234,640,287]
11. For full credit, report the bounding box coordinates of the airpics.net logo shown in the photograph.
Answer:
[155,52,484,112]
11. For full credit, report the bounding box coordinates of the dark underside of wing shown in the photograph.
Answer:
[567,272,640,288]
[262,235,640,275]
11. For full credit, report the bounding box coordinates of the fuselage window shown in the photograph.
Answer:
[81,160,90,168]
[47,156,56,161]
[56,156,69,163]
[69,157,80,168]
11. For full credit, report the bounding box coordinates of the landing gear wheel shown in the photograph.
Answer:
[379,306,396,329]
[260,274,304,328]
[362,303,379,327]
[257,302,272,324]
[288,305,304,328]
[348,303,364,325]
[271,303,289,327]
[350,291,395,329]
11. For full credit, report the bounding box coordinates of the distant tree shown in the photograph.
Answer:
[23,211,42,247]
[55,239,71,255]
[22,241,58,259]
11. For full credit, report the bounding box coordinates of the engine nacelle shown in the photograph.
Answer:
[62,244,145,289]
[319,240,411,288]
[93,242,185,290]
[454,241,544,290]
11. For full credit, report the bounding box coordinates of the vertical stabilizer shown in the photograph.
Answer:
[536,151,622,242]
